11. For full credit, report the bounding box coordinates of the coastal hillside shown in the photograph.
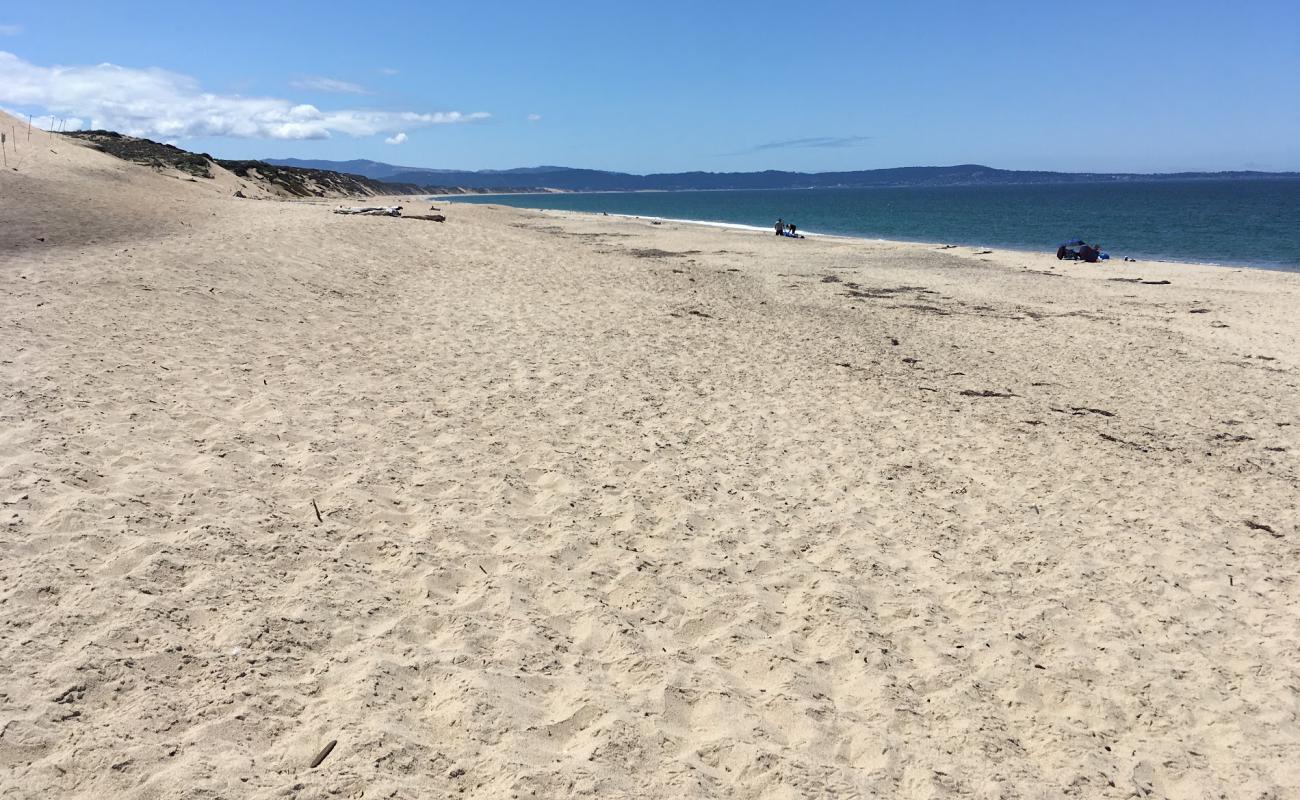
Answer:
[57,130,525,198]
[0,110,260,253]
[63,130,430,198]
[267,157,1300,192]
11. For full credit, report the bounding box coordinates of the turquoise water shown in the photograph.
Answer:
[445,180,1300,271]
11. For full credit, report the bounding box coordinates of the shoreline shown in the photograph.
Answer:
[443,201,1285,273]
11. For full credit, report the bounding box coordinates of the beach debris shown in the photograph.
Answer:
[1070,407,1116,417]
[960,389,1017,398]
[309,740,338,769]
[449,767,466,778]
[334,205,402,216]
[1189,308,1211,314]
[54,684,86,704]
[974,249,993,255]
[1099,432,1149,451]
[403,214,446,222]
[1212,432,1253,443]
[938,244,957,249]
[630,248,694,259]
[311,499,323,524]
[821,275,841,283]
[233,190,246,198]
[896,303,952,316]
[1244,520,1281,538]
[1140,280,1171,285]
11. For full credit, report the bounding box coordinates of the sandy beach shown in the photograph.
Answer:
[3,127,1299,799]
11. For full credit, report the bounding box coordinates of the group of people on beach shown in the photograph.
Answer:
[774,218,804,239]
[1057,241,1107,263]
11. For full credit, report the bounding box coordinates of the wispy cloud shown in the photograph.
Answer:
[291,75,368,94]
[721,135,872,156]
[378,67,400,76]
[384,131,407,145]
[0,51,489,140]
[0,24,21,36]
[527,113,542,122]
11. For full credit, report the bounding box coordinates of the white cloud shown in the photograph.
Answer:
[384,132,407,145]
[0,51,489,140]
[0,25,22,36]
[291,75,368,94]
[379,67,399,76]
[527,113,542,122]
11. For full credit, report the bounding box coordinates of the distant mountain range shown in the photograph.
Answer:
[265,158,1299,192]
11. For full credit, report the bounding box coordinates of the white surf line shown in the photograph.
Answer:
[528,208,862,241]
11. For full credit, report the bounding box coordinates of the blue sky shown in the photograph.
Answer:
[2,0,1297,173]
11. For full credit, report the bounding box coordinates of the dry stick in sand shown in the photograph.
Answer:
[311,499,323,524]
[309,740,337,769]
[1244,520,1281,538]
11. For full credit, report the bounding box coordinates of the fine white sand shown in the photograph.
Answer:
[2,117,1298,798]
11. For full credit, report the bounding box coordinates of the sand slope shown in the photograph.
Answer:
[2,135,1298,799]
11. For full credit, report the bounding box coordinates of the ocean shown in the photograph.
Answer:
[443,180,1300,271]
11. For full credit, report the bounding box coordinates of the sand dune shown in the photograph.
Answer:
[2,121,1298,798]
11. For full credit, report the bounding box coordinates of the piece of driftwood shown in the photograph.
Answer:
[1245,520,1282,538]
[310,740,338,768]
[334,206,402,216]
[402,214,446,222]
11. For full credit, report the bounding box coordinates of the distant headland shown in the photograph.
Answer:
[265,158,1299,193]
